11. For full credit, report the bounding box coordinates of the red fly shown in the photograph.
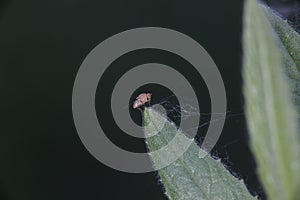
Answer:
[133,93,152,109]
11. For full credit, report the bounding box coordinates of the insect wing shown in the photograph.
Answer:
[133,100,142,109]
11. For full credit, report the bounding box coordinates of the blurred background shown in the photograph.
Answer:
[0,0,299,199]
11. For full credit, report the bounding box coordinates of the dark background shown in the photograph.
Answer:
[0,0,299,199]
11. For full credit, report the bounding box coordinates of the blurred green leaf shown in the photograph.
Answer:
[144,107,255,200]
[243,0,300,199]
[262,5,300,114]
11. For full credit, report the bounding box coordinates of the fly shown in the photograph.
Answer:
[133,93,152,109]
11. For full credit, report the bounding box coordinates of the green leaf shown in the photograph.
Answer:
[261,5,300,114]
[243,0,300,200]
[144,107,255,200]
